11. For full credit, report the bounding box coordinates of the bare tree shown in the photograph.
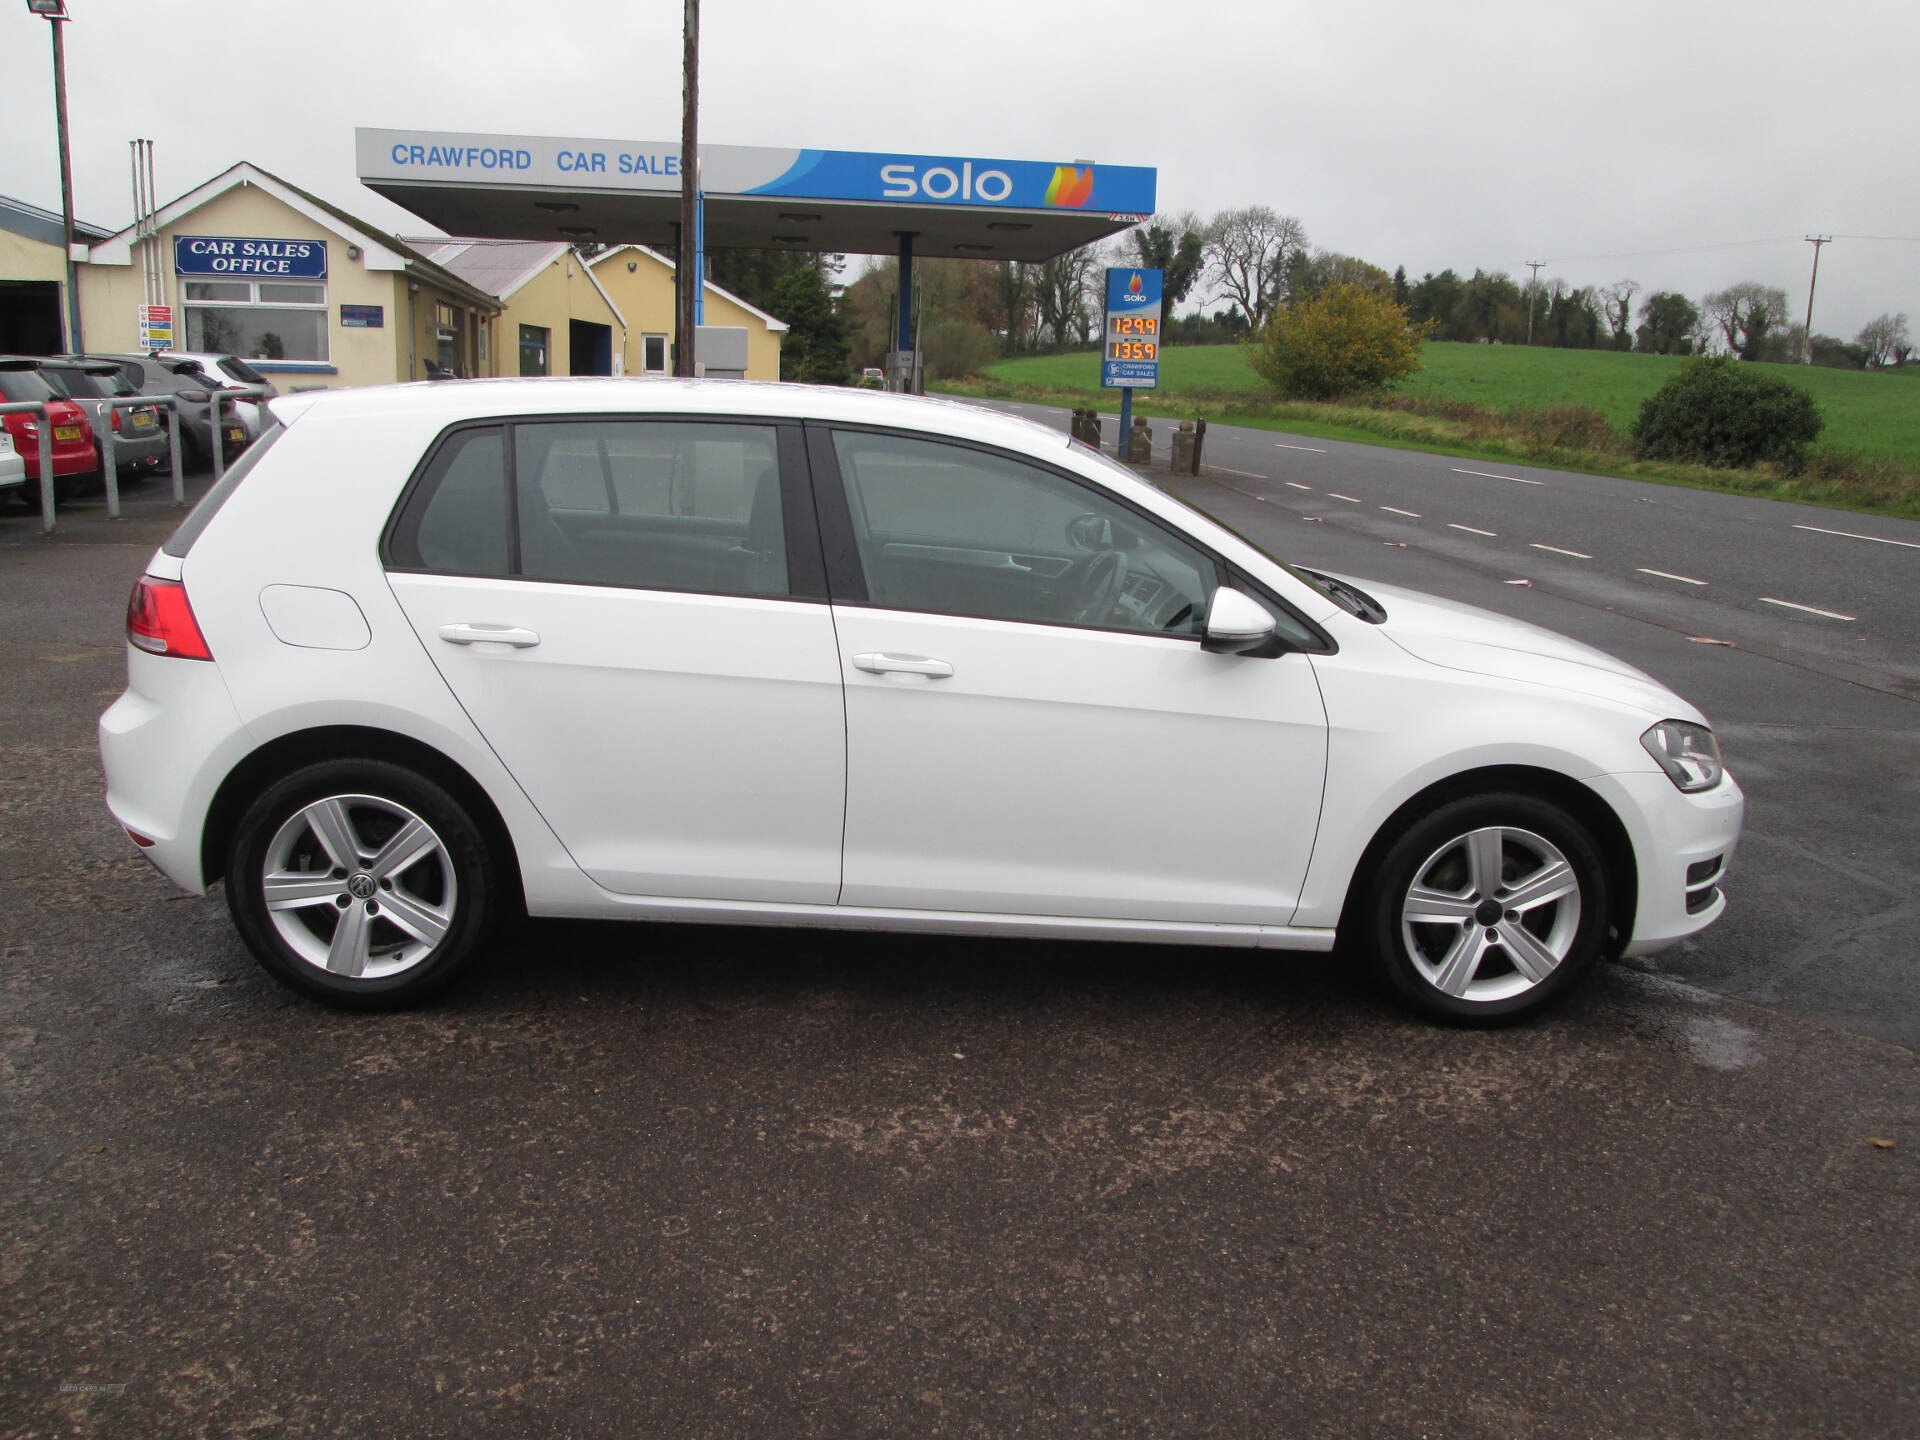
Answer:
[1202,206,1308,326]
[1035,244,1102,347]
[1855,312,1910,368]
[1601,279,1640,347]
[1702,282,1790,360]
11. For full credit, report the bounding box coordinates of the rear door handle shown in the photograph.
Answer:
[852,651,953,678]
[438,623,541,649]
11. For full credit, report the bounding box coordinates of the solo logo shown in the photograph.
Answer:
[880,161,1014,203]
[1045,166,1094,208]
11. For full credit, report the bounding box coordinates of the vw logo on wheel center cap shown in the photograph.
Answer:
[347,872,377,900]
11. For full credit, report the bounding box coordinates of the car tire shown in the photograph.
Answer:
[225,758,500,1010]
[1360,792,1612,1023]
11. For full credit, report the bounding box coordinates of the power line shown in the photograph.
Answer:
[1831,234,1920,243]
[1533,236,1802,266]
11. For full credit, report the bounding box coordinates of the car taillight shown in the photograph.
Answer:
[126,575,213,660]
[110,408,123,431]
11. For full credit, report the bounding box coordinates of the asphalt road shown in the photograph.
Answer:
[3,461,1916,1439]
[986,401,1920,1054]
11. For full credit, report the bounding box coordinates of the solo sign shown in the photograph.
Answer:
[174,236,327,279]
[1101,267,1162,390]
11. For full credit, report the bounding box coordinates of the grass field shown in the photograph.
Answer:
[977,343,1920,462]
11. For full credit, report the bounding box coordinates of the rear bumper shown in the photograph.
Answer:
[112,430,171,472]
[100,648,252,894]
[1586,769,1745,957]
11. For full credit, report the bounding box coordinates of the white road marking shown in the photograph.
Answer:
[1531,543,1593,559]
[1760,596,1856,621]
[1637,568,1707,586]
[1285,481,1313,491]
[1275,442,1328,452]
[1792,523,1920,551]
[1213,465,1267,480]
[1448,523,1498,537]
[1328,493,1362,503]
[1380,505,1422,518]
[1453,466,1545,486]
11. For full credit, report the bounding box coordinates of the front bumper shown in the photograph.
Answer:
[1586,769,1745,957]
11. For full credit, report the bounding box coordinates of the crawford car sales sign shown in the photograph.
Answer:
[174,236,328,279]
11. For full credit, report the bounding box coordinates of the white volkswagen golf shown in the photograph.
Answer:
[99,380,1742,1020]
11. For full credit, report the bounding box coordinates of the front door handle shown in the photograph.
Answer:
[852,651,953,678]
[438,623,541,649]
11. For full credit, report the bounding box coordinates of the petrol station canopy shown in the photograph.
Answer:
[356,129,1156,263]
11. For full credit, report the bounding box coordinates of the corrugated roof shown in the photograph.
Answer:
[0,192,113,248]
[406,238,568,300]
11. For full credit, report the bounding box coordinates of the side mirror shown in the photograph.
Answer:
[1202,587,1281,656]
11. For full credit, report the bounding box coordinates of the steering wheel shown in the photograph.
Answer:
[1069,549,1129,625]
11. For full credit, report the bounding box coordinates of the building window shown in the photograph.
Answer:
[183,278,327,362]
[642,333,668,375]
[520,325,549,377]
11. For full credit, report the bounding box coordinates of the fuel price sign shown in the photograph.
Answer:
[1101,266,1163,389]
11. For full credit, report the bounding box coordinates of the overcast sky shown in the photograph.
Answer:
[4,0,1916,336]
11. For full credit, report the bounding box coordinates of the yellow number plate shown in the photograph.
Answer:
[226,426,245,443]
[131,411,157,429]
[54,424,84,441]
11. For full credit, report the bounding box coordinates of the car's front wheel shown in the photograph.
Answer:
[225,759,499,1009]
[1361,792,1612,1022]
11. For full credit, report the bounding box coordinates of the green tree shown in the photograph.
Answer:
[1127,215,1206,309]
[767,266,851,384]
[1635,291,1700,355]
[1247,283,1424,400]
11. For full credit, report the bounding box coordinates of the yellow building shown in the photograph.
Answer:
[79,163,499,389]
[407,239,627,378]
[587,245,787,381]
[8,161,787,386]
[0,193,111,353]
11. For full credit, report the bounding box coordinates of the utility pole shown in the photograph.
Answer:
[675,0,699,377]
[1800,235,1831,365]
[1524,260,1544,345]
[26,1,81,351]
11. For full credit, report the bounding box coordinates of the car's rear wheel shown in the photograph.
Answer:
[225,759,499,1009]
[1361,792,1611,1023]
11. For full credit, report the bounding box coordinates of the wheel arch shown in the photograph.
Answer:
[200,725,526,914]
[1338,764,1638,955]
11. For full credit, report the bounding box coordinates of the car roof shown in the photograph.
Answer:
[269,378,1077,457]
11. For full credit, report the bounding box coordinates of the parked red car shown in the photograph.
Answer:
[0,358,98,504]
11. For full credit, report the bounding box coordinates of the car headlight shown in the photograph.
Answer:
[1641,720,1724,793]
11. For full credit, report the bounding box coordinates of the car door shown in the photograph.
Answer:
[385,416,847,903]
[812,424,1330,926]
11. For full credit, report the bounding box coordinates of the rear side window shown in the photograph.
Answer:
[514,420,786,596]
[384,427,510,577]
[386,419,794,600]
[161,425,287,558]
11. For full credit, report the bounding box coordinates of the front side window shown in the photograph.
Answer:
[184,279,327,363]
[829,430,1215,637]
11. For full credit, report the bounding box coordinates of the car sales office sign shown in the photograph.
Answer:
[1101,267,1162,390]
[174,236,327,278]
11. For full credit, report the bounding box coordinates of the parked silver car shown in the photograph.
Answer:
[35,358,171,482]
